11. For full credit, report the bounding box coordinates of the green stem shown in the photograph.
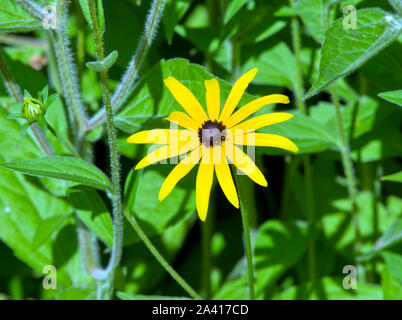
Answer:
[49,1,88,145]
[125,210,202,300]
[330,84,361,257]
[46,122,81,158]
[200,213,212,299]
[85,0,166,132]
[88,0,124,299]
[290,0,316,281]
[234,174,256,300]
[0,47,54,156]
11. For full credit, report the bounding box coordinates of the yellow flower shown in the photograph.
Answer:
[127,68,298,221]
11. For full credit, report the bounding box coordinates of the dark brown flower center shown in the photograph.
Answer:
[198,120,226,147]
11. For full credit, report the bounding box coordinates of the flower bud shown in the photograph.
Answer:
[22,97,45,121]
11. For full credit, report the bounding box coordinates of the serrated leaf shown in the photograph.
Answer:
[86,50,118,72]
[305,8,402,99]
[0,156,111,191]
[382,171,402,183]
[0,0,42,33]
[378,89,402,106]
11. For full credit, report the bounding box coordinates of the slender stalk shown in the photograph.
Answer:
[0,47,54,156]
[46,122,81,158]
[330,84,361,257]
[235,174,256,300]
[125,210,202,300]
[200,213,212,299]
[85,0,166,132]
[88,0,124,299]
[289,0,316,281]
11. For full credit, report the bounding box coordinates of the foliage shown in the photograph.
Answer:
[0,0,400,300]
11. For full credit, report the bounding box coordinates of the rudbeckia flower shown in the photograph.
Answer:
[127,68,298,221]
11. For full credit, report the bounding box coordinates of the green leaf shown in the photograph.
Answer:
[305,8,402,99]
[242,42,297,88]
[69,190,113,246]
[224,0,249,23]
[117,292,191,300]
[382,171,402,183]
[0,156,111,191]
[86,50,118,72]
[215,220,310,299]
[163,0,193,44]
[382,267,402,300]
[124,167,196,241]
[0,0,42,33]
[32,213,72,250]
[259,109,338,154]
[0,162,71,272]
[382,251,402,284]
[295,0,325,43]
[378,89,402,107]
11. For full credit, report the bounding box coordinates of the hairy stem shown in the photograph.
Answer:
[0,47,54,156]
[85,0,166,131]
[15,0,46,20]
[88,0,124,299]
[125,210,202,300]
[331,84,361,257]
[290,0,316,281]
[49,1,87,144]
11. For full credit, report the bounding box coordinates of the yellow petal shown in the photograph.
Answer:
[219,68,258,123]
[231,113,294,131]
[205,78,220,120]
[164,76,208,123]
[159,146,202,201]
[135,139,200,170]
[215,144,239,208]
[226,144,267,187]
[164,111,200,130]
[233,132,299,152]
[196,148,214,221]
[225,94,290,128]
[127,129,197,144]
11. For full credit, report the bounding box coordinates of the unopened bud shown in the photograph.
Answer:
[22,97,45,121]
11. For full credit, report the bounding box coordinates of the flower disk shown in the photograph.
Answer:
[198,120,226,147]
